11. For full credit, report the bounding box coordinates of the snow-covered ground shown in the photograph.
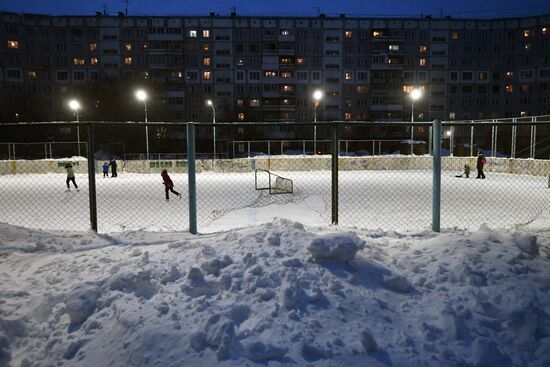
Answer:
[0,170,548,233]
[0,219,549,366]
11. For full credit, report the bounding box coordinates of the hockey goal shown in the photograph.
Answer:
[255,169,293,195]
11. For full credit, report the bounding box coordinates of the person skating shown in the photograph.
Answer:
[109,157,118,177]
[102,162,109,178]
[455,164,470,178]
[476,152,486,179]
[65,163,79,191]
[161,169,181,200]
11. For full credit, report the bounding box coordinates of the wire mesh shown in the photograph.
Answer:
[1,119,549,233]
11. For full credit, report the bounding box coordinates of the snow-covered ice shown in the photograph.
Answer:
[0,170,548,233]
[0,219,549,366]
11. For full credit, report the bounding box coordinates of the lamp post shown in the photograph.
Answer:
[410,88,422,155]
[206,100,216,161]
[313,90,323,155]
[135,90,149,160]
[68,100,81,156]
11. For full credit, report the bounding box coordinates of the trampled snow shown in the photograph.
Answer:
[1,219,549,366]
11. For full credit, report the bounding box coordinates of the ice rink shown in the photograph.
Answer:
[0,170,548,233]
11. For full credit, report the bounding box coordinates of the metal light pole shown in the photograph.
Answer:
[69,100,81,156]
[207,100,216,161]
[135,90,149,160]
[410,88,422,155]
[313,90,323,155]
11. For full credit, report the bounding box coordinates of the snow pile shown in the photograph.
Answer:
[0,219,549,366]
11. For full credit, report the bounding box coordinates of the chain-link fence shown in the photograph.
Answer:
[0,119,549,233]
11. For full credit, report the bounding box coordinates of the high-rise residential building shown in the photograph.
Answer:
[1,11,550,126]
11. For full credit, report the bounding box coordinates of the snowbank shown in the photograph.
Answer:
[0,219,549,366]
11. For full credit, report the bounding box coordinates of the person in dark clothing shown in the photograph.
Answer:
[65,163,79,191]
[476,152,486,179]
[102,162,109,178]
[109,158,118,177]
[161,169,181,200]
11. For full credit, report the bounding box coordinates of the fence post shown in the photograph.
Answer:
[511,118,517,158]
[432,119,441,232]
[470,125,474,156]
[429,126,433,155]
[86,123,98,232]
[187,123,197,234]
[331,122,339,225]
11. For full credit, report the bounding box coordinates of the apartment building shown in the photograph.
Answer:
[1,12,550,127]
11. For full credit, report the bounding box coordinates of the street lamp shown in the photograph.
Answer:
[313,90,323,155]
[135,90,149,160]
[68,100,81,156]
[206,99,216,160]
[410,88,422,155]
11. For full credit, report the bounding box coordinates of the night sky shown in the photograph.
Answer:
[2,0,550,18]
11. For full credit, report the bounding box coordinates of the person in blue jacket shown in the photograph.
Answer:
[102,162,109,178]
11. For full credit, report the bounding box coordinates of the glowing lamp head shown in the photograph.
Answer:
[135,90,147,102]
[446,130,452,137]
[206,100,213,106]
[313,90,323,101]
[68,100,80,111]
[410,89,422,101]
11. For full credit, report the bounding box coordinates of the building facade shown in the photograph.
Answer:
[1,12,550,126]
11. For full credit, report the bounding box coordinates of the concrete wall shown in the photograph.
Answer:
[1,157,549,177]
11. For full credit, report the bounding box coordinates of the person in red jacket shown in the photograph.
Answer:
[476,152,486,179]
[161,169,181,200]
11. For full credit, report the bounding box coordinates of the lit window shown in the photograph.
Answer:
[372,31,383,37]
[543,27,549,36]
[124,57,132,65]
[203,57,211,66]
[506,71,514,79]
[89,42,97,51]
[296,58,305,65]
[505,85,513,93]
[478,72,487,80]
[524,43,532,50]
[7,40,19,49]
[344,31,352,39]
[523,29,533,37]
[203,71,211,80]
[264,71,277,77]
[125,43,132,51]
[403,85,413,93]
[357,85,368,93]
[236,59,244,66]
[520,111,528,117]
[142,43,149,49]
[90,57,98,65]
[238,112,245,121]
[451,32,459,40]
[449,112,456,119]
[344,112,352,120]
[202,44,210,52]
[280,58,292,64]
[419,45,427,53]
[202,30,210,38]
[389,45,399,51]
[73,58,85,65]
[280,29,290,36]
[27,71,37,78]
[281,71,292,78]
[189,30,197,37]
[419,58,427,66]
[344,72,352,80]
[281,85,293,92]
[250,99,260,107]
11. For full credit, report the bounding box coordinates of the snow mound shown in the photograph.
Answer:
[0,220,549,366]
[307,232,365,261]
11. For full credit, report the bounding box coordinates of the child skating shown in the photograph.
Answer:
[102,162,109,178]
[65,163,79,191]
[161,169,181,200]
[455,164,470,178]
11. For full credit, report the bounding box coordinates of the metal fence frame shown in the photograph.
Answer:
[1,117,549,233]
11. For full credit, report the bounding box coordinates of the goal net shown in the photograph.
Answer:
[255,169,293,194]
